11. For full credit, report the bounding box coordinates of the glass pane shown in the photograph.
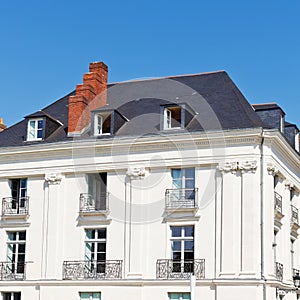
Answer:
[97,229,106,239]
[169,293,180,300]
[184,241,194,251]
[184,226,194,237]
[20,179,27,189]
[172,179,182,189]
[37,128,43,139]
[184,252,194,260]
[172,169,182,179]
[86,230,95,239]
[172,252,181,260]
[171,227,181,237]
[37,120,43,129]
[171,241,181,251]
[18,244,26,253]
[97,242,106,252]
[93,293,101,300]
[182,293,191,300]
[185,180,195,189]
[19,231,26,240]
[8,232,16,241]
[80,293,91,300]
[14,293,21,300]
[97,253,106,261]
[185,168,195,179]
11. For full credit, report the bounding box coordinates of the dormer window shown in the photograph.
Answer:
[27,119,44,141]
[95,113,111,136]
[163,106,182,130]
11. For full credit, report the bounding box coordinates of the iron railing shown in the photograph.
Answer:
[274,192,282,214]
[0,261,27,280]
[2,197,29,216]
[293,268,300,277]
[79,193,109,212]
[63,260,122,280]
[291,205,299,225]
[275,262,283,281]
[156,259,205,280]
[165,188,198,209]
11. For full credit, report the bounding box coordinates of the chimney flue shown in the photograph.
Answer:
[68,62,108,135]
[0,118,6,132]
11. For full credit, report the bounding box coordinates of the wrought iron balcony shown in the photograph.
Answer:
[156,259,205,280]
[165,188,198,210]
[63,260,122,280]
[2,197,29,216]
[275,262,283,282]
[274,192,282,214]
[291,205,299,225]
[0,262,27,280]
[79,193,109,213]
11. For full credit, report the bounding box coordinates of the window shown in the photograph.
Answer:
[171,226,194,273]
[80,293,101,300]
[8,179,28,214]
[27,119,43,140]
[169,293,190,300]
[94,113,111,135]
[171,168,195,201]
[86,173,107,211]
[85,229,106,274]
[2,293,21,300]
[164,106,182,129]
[7,231,26,275]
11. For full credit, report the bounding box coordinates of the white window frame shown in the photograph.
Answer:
[27,118,43,141]
[163,106,182,130]
[2,292,21,300]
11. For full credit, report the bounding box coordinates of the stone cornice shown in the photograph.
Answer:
[218,160,257,174]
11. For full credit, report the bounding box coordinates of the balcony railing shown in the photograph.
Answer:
[293,268,300,277]
[274,192,282,214]
[63,260,122,280]
[156,259,205,280]
[2,197,29,216]
[165,188,198,210]
[0,261,27,280]
[291,205,299,225]
[79,193,109,213]
[275,262,283,281]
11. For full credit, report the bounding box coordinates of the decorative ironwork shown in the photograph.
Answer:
[2,197,29,216]
[156,259,205,280]
[165,188,198,209]
[275,262,283,281]
[79,193,109,212]
[274,192,282,214]
[63,260,122,280]
[291,205,299,225]
[0,262,27,280]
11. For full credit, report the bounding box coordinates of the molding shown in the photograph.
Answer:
[218,160,257,174]
[267,163,279,176]
[126,167,148,179]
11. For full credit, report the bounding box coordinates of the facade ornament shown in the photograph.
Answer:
[218,161,257,174]
[127,167,147,179]
[239,161,257,173]
[267,163,279,176]
[284,179,294,190]
[45,173,63,185]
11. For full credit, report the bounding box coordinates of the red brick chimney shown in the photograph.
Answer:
[0,118,6,132]
[68,62,108,135]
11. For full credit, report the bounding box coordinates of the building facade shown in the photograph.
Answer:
[0,62,299,300]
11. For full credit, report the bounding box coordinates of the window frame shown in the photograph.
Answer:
[163,105,183,130]
[27,118,44,141]
[168,292,191,300]
[79,292,101,300]
[2,292,21,300]
[94,113,111,136]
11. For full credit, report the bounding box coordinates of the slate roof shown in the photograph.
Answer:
[0,71,267,147]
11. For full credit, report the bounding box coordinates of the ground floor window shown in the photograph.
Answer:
[80,292,101,300]
[2,293,21,300]
[169,293,190,300]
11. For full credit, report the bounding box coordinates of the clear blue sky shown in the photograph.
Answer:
[0,0,299,126]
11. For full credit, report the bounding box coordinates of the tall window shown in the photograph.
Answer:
[80,293,101,300]
[171,168,195,201]
[10,179,27,213]
[2,293,21,300]
[171,226,194,273]
[27,119,43,140]
[87,173,107,210]
[7,231,26,275]
[169,293,190,300]
[85,229,106,274]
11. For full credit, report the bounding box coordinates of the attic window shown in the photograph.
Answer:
[94,113,111,136]
[163,106,182,130]
[27,118,43,141]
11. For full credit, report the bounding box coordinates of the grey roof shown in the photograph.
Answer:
[0,71,267,147]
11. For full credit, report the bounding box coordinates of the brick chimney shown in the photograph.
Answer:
[0,118,6,132]
[68,62,108,135]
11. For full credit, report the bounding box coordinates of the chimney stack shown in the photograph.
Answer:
[0,118,6,132]
[68,62,108,135]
